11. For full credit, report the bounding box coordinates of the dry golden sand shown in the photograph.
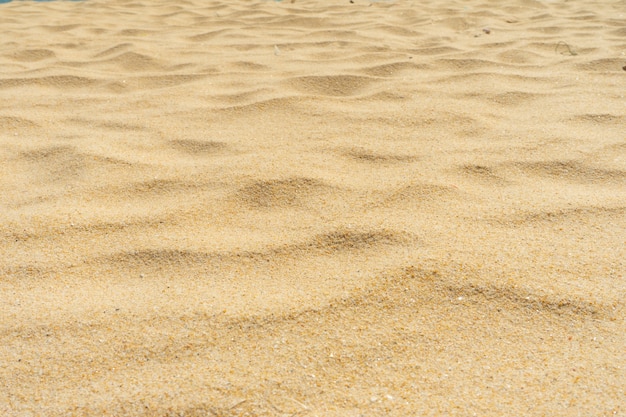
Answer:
[1,0,625,415]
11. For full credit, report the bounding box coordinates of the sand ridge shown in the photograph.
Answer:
[1,0,625,415]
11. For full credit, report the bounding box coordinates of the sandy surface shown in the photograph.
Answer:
[1,0,625,415]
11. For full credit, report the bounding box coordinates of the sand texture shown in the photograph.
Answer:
[1,0,625,415]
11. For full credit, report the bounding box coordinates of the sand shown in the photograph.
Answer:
[1,0,625,415]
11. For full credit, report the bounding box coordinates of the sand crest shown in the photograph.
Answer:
[1,0,625,415]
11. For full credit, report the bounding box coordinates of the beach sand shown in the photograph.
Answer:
[1,0,625,415]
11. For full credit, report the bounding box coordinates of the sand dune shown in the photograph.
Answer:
[1,0,625,415]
